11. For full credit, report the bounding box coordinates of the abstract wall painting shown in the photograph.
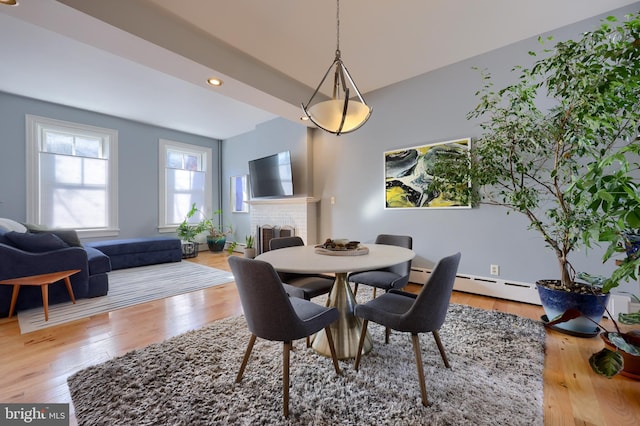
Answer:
[384,137,471,209]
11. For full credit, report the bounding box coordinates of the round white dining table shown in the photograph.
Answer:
[255,244,415,359]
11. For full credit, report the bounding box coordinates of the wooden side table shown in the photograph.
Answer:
[0,269,81,321]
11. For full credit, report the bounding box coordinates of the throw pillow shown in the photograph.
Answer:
[0,228,9,245]
[0,218,27,233]
[4,231,70,253]
[30,228,82,247]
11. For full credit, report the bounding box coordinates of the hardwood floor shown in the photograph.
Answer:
[0,251,638,425]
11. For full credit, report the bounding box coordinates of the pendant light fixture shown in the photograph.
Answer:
[301,0,372,135]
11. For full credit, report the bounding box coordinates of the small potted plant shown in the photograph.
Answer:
[244,234,256,259]
[200,209,232,252]
[548,306,640,379]
[176,203,205,258]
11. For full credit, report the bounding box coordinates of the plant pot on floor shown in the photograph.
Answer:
[206,235,226,252]
[601,332,640,380]
[244,247,256,259]
[181,241,199,259]
[537,281,610,336]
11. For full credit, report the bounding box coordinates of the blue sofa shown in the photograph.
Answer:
[0,222,182,318]
[0,229,111,317]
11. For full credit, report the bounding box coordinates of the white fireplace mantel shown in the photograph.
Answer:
[247,197,319,206]
[249,197,320,249]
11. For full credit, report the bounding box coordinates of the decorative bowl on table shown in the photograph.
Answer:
[317,238,360,250]
[315,239,368,256]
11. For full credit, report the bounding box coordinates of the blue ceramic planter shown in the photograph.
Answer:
[206,235,226,252]
[537,282,609,335]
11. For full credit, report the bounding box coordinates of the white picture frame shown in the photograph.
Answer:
[230,175,249,213]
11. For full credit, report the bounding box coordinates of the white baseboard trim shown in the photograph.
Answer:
[409,267,632,316]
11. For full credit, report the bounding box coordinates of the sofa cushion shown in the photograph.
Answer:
[85,237,182,270]
[86,237,181,255]
[0,218,27,233]
[4,231,69,252]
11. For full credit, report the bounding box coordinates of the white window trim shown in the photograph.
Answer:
[26,114,119,238]
[158,139,213,233]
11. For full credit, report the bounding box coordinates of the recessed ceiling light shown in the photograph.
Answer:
[0,0,19,6]
[206,77,223,87]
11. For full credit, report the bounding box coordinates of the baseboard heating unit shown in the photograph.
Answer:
[409,267,631,316]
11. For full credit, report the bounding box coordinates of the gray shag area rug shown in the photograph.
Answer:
[68,304,545,425]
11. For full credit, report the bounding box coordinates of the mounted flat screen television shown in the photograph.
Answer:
[248,151,294,198]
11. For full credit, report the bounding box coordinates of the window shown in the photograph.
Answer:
[26,115,118,237]
[158,139,212,232]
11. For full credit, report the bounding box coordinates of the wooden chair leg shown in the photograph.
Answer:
[354,320,369,371]
[353,282,359,297]
[283,341,292,418]
[432,330,451,368]
[385,327,391,344]
[373,287,377,298]
[324,326,341,375]
[41,284,49,322]
[236,334,257,383]
[411,333,429,406]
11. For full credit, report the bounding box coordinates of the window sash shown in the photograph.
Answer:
[26,114,118,237]
[158,139,212,232]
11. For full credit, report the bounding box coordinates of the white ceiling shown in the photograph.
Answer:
[0,0,637,139]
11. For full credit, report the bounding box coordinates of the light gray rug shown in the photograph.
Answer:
[68,304,545,425]
[18,261,234,333]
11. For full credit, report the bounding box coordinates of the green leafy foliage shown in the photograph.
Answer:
[176,203,232,241]
[201,209,232,238]
[548,309,640,377]
[245,234,255,249]
[619,312,640,325]
[608,332,640,356]
[177,203,206,242]
[589,348,624,378]
[428,12,640,288]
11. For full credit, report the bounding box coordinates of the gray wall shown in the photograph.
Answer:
[0,91,221,241]
[223,4,639,295]
[311,5,638,292]
[222,118,312,243]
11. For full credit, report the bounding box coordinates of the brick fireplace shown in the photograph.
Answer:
[248,197,319,254]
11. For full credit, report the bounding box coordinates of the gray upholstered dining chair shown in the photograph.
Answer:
[228,256,341,418]
[269,236,335,301]
[348,234,413,298]
[353,252,461,407]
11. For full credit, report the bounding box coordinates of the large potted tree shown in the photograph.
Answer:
[428,12,640,334]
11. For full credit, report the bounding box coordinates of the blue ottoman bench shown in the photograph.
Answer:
[85,237,182,270]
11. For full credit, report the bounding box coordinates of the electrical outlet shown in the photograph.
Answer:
[490,264,500,276]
